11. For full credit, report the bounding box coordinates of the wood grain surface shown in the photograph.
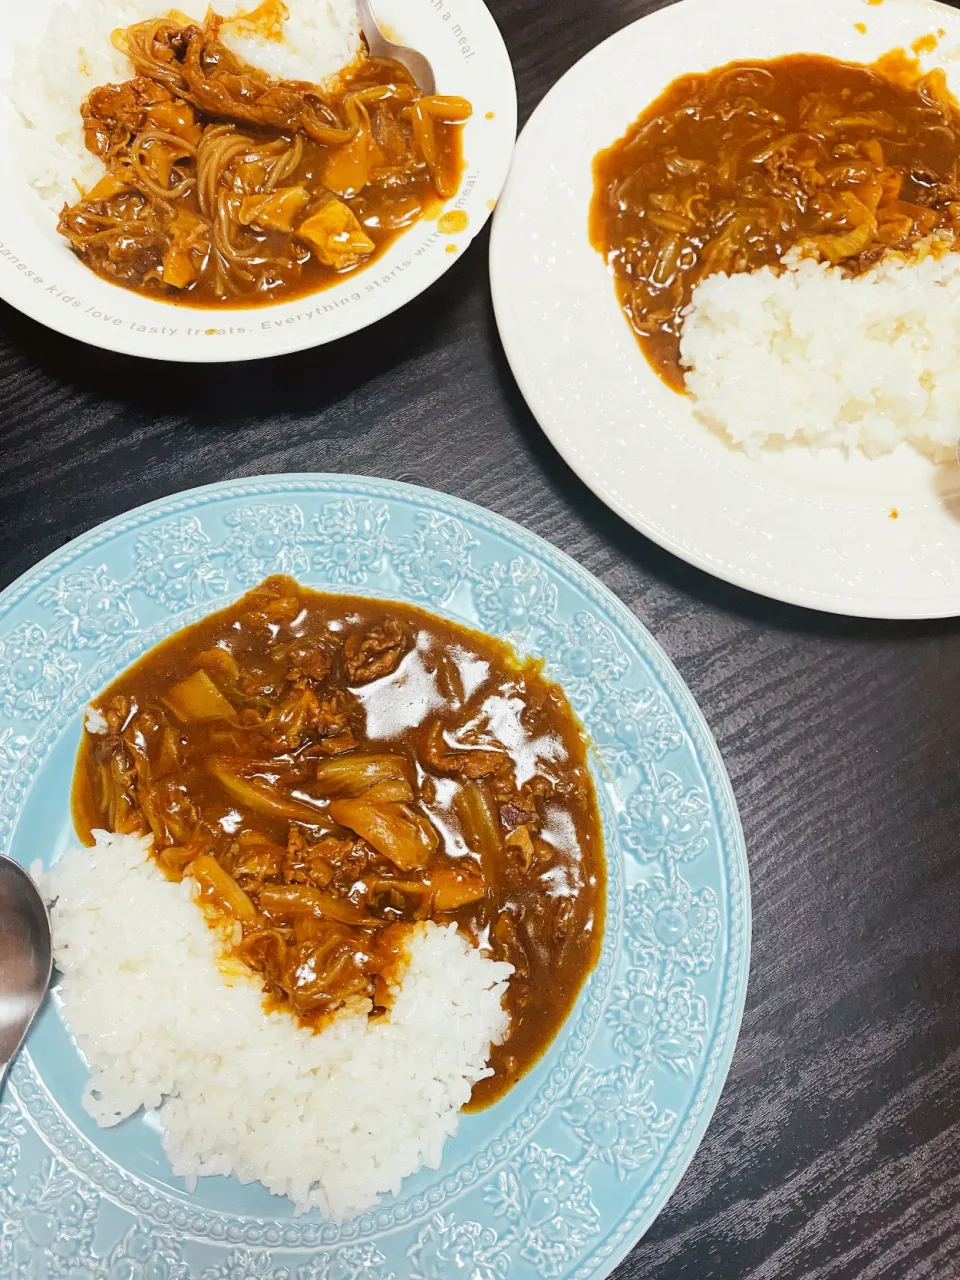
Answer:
[3,2,960,1276]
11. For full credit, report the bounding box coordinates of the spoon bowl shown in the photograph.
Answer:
[356,0,437,95]
[0,856,52,1091]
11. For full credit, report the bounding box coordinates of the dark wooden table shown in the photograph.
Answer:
[3,1,960,1276]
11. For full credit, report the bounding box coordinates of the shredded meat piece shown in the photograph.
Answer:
[177,21,307,129]
[422,721,507,780]
[924,180,960,207]
[326,842,395,900]
[82,76,177,159]
[58,192,169,286]
[239,668,275,699]
[285,643,333,684]
[499,802,536,831]
[343,620,409,684]
[759,150,825,199]
[138,777,200,846]
[315,691,357,738]
[282,827,337,887]
[495,777,552,827]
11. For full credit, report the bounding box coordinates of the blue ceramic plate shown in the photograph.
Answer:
[0,476,749,1280]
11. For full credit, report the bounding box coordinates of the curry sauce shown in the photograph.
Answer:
[73,577,605,1109]
[590,52,960,389]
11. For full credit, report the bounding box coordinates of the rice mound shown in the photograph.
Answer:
[43,831,512,1220]
[680,240,960,461]
[5,0,362,209]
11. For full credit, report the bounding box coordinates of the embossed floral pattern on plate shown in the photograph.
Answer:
[0,476,749,1279]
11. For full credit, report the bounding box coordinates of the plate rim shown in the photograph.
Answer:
[489,0,960,621]
[0,472,751,1277]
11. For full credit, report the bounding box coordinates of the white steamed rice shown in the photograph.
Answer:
[5,0,362,209]
[680,239,960,461]
[42,831,512,1220]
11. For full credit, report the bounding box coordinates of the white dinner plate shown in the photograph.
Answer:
[490,0,960,618]
[0,0,516,362]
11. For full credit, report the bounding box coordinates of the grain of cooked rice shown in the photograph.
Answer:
[83,704,108,734]
[42,830,512,1219]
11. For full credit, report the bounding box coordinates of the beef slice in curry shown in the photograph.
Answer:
[590,51,960,389]
[72,576,606,1109]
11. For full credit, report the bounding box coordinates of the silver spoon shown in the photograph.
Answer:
[356,0,437,95]
[0,856,52,1094]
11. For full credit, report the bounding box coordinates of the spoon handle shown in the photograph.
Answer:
[355,0,437,95]
[356,0,381,39]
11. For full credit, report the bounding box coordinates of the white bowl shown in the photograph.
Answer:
[0,0,516,361]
